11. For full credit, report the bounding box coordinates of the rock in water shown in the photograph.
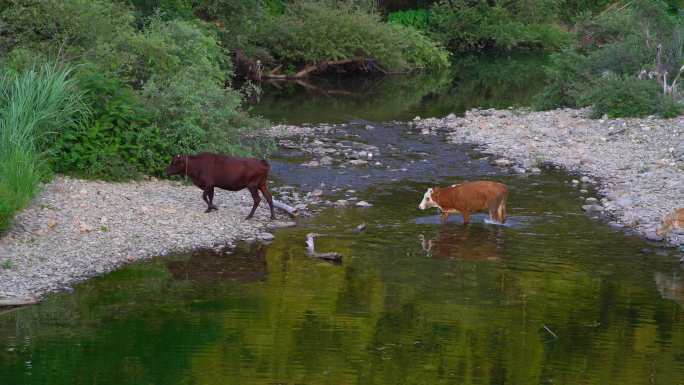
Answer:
[582,204,604,213]
[258,233,275,242]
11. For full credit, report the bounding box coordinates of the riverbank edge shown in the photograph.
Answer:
[415,108,684,248]
[0,176,298,303]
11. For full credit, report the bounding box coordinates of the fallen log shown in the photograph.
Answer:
[273,199,299,217]
[262,59,378,79]
[0,297,39,307]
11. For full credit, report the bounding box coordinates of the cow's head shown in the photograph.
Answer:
[166,155,187,176]
[656,213,674,236]
[418,188,437,210]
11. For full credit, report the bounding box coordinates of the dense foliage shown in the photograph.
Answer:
[1,0,271,180]
[427,0,570,52]
[535,0,684,118]
[0,0,275,229]
[0,65,88,231]
[252,2,448,73]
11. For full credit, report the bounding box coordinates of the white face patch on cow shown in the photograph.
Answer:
[418,188,437,210]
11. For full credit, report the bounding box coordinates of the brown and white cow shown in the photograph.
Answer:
[656,208,684,236]
[418,180,508,225]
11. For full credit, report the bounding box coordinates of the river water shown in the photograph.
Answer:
[1,56,683,385]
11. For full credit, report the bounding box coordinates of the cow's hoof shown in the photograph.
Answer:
[205,208,213,213]
[211,206,219,211]
[245,215,253,220]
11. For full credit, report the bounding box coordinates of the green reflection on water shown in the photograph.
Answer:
[1,174,683,385]
[250,54,549,125]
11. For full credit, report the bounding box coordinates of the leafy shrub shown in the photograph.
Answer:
[253,2,449,72]
[388,9,430,30]
[536,0,684,117]
[0,0,140,75]
[534,50,590,110]
[2,1,272,180]
[557,0,614,23]
[52,72,165,180]
[428,0,570,52]
[580,75,661,118]
[0,64,88,231]
[658,96,683,118]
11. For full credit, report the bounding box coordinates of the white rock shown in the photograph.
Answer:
[258,233,275,242]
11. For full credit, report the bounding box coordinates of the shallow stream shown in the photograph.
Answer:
[1,56,684,385]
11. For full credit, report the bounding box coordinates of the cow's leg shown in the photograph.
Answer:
[440,212,449,224]
[488,201,500,223]
[202,190,212,213]
[258,181,275,220]
[207,187,218,211]
[498,201,507,224]
[462,212,470,225]
[245,186,261,220]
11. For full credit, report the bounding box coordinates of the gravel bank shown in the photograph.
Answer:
[0,176,289,300]
[416,108,684,246]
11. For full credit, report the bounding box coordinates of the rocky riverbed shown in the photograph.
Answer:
[0,177,300,301]
[415,108,684,247]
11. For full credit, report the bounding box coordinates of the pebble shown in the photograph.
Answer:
[582,204,604,213]
[349,159,368,166]
[356,201,373,208]
[257,233,275,242]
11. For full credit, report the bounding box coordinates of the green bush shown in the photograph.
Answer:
[534,50,590,110]
[2,1,272,181]
[388,9,430,30]
[0,64,88,231]
[580,75,662,118]
[51,72,165,180]
[658,96,684,118]
[536,0,684,117]
[253,2,449,72]
[428,0,570,52]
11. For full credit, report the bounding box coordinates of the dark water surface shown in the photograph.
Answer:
[2,57,684,384]
[250,54,549,124]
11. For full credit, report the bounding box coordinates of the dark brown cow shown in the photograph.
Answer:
[418,180,508,225]
[166,152,275,220]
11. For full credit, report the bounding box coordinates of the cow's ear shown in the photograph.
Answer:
[427,188,433,194]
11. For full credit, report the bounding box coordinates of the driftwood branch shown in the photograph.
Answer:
[0,297,39,307]
[543,325,559,339]
[305,233,342,262]
[262,58,387,80]
[273,199,299,217]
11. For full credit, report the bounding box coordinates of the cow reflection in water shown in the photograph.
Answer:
[420,225,503,261]
[167,243,268,283]
[654,270,684,307]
